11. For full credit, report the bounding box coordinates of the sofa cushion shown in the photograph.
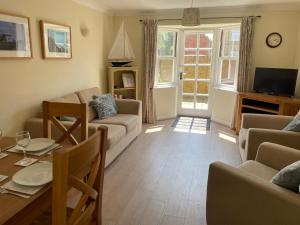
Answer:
[239,128,248,149]
[282,113,300,132]
[76,87,101,121]
[272,161,300,192]
[92,123,126,148]
[50,93,81,104]
[239,161,278,181]
[90,94,118,119]
[92,114,139,133]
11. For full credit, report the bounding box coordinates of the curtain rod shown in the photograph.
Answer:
[139,16,261,22]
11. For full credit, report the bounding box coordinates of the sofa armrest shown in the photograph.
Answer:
[246,128,300,160]
[241,113,293,130]
[256,143,300,170]
[115,99,142,116]
[206,162,300,225]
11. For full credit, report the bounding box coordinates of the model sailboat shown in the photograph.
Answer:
[108,21,136,67]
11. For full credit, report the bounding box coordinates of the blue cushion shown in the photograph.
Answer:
[93,94,118,111]
[282,114,300,132]
[90,94,117,120]
[272,161,300,192]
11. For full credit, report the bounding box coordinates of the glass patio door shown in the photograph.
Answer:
[177,31,214,117]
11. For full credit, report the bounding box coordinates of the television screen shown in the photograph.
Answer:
[253,67,298,96]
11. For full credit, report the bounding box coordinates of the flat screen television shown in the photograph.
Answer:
[253,67,298,97]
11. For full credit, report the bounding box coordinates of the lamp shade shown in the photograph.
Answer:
[182,8,200,26]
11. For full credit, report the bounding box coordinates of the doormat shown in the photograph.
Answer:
[171,116,211,131]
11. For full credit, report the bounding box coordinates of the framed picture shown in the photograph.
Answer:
[40,20,72,59]
[122,73,135,88]
[0,12,32,58]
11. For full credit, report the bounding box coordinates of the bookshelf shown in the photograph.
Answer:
[108,67,138,100]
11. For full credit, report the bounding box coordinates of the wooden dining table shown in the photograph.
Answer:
[0,137,68,225]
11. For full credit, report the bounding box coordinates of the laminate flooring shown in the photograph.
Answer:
[102,119,241,225]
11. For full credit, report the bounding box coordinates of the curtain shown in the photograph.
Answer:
[142,19,158,123]
[231,16,256,129]
[237,17,256,92]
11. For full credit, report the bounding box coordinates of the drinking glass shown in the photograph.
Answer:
[16,131,31,165]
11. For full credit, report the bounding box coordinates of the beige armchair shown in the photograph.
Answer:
[239,113,300,161]
[206,142,300,225]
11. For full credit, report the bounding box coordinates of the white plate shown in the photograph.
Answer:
[19,138,55,152]
[12,162,53,186]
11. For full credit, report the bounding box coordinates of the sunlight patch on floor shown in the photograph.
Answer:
[218,131,237,143]
[145,125,165,133]
[174,117,208,134]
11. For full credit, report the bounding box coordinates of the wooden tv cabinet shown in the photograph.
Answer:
[235,92,300,133]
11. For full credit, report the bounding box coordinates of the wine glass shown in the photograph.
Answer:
[16,131,31,165]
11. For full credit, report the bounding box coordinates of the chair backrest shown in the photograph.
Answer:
[52,127,107,225]
[43,101,88,145]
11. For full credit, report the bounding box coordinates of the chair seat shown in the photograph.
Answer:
[238,160,278,180]
[92,114,139,133]
[239,128,248,149]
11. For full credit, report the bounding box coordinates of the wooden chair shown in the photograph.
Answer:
[43,101,88,145]
[33,127,108,225]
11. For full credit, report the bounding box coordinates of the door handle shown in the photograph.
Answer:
[179,72,183,80]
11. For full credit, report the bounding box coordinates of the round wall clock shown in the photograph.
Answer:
[266,32,282,48]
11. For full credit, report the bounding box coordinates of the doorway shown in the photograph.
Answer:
[177,31,214,117]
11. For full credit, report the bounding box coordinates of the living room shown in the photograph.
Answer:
[0,0,300,225]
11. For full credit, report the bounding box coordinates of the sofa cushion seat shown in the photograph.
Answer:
[239,160,278,181]
[92,114,139,133]
[91,123,126,149]
[239,128,248,149]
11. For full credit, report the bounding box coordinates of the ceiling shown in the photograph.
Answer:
[74,0,300,12]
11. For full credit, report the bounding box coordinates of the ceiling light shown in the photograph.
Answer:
[182,0,200,26]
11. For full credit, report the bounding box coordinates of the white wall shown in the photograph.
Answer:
[211,88,237,127]
[154,87,177,120]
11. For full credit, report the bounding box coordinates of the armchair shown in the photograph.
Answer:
[206,142,300,225]
[239,113,300,161]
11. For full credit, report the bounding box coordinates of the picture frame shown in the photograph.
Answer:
[122,73,135,88]
[40,20,72,59]
[0,12,32,58]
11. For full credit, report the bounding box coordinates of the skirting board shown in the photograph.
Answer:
[211,118,232,128]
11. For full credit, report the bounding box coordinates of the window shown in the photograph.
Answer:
[155,30,177,86]
[217,26,240,89]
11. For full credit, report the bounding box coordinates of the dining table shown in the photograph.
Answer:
[0,137,68,225]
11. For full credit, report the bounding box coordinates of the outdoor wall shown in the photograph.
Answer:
[114,7,300,125]
[0,0,114,135]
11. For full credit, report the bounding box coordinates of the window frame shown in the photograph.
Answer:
[215,25,241,91]
[155,28,179,87]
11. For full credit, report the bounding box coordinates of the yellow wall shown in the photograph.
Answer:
[0,0,114,135]
[251,11,300,92]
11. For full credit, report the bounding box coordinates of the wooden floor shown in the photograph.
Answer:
[102,119,241,225]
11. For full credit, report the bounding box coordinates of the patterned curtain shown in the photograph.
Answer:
[237,17,256,92]
[232,17,256,129]
[142,19,158,123]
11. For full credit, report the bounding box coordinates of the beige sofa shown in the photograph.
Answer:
[25,87,142,167]
[207,142,300,225]
[238,113,300,161]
